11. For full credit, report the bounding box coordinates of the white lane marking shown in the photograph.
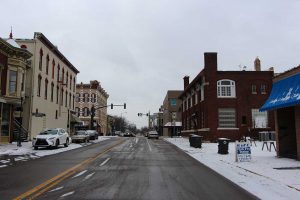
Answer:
[60,191,74,197]
[135,138,139,144]
[72,170,87,178]
[84,172,95,180]
[100,158,111,167]
[147,139,152,152]
[49,186,64,192]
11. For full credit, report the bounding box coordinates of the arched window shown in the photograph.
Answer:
[70,75,72,90]
[39,48,43,71]
[66,72,68,87]
[44,78,48,99]
[57,64,60,82]
[62,68,65,83]
[52,59,55,79]
[83,107,89,117]
[46,55,49,75]
[75,93,80,102]
[51,82,54,102]
[37,75,42,97]
[75,107,80,117]
[83,93,89,102]
[73,77,76,92]
[217,79,236,98]
[91,93,96,103]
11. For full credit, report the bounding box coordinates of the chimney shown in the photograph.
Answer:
[254,57,261,71]
[269,67,274,71]
[204,52,218,72]
[183,76,189,89]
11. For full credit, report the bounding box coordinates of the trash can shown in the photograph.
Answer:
[190,135,203,148]
[189,134,196,146]
[218,138,230,154]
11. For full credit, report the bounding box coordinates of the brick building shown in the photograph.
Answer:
[180,52,275,141]
[161,90,183,137]
[0,35,32,143]
[261,66,300,160]
[75,80,109,135]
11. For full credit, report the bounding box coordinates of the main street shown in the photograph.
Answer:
[0,137,257,200]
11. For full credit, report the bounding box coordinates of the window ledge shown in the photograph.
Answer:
[217,96,236,99]
[217,128,239,130]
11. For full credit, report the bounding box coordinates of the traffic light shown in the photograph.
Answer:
[124,103,126,109]
[111,103,113,109]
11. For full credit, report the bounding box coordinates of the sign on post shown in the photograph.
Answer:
[235,142,251,162]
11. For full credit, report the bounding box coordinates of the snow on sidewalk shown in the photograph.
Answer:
[0,136,112,168]
[165,137,300,200]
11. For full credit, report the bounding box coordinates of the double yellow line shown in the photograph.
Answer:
[14,139,124,200]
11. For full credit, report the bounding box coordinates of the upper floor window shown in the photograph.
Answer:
[217,79,236,98]
[62,68,65,83]
[170,99,177,106]
[73,77,76,92]
[251,85,257,94]
[51,83,54,102]
[57,64,60,82]
[83,107,89,117]
[9,70,17,95]
[75,93,80,102]
[70,75,72,90]
[91,93,96,103]
[46,55,49,75]
[83,93,89,102]
[52,59,55,79]
[39,48,43,71]
[66,72,68,87]
[261,84,266,94]
[37,75,42,97]
[44,79,48,99]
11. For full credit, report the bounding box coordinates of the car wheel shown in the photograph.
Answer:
[64,138,69,147]
[55,139,59,148]
[34,146,38,150]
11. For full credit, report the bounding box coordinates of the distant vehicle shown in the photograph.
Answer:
[86,130,98,140]
[71,130,90,143]
[32,128,70,150]
[124,132,135,137]
[148,131,159,139]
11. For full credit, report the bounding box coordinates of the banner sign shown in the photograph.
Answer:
[235,142,251,162]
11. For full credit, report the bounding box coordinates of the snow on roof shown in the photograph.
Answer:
[5,38,20,48]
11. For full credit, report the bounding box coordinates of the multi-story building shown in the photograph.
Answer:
[16,32,79,139]
[261,66,300,160]
[0,34,32,143]
[180,52,275,141]
[161,90,183,137]
[75,80,109,135]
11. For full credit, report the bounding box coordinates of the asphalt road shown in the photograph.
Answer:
[0,137,258,200]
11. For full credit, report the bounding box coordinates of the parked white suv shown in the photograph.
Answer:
[32,128,70,150]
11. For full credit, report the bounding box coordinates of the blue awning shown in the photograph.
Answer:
[260,73,300,111]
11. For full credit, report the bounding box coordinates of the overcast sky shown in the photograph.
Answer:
[1,0,300,128]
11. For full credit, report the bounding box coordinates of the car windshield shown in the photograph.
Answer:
[75,131,86,135]
[39,129,58,135]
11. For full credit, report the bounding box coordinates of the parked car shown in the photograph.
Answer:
[71,130,90,143]
[86,130,98,140]
[148,131,159,139]
[32,128,70,150]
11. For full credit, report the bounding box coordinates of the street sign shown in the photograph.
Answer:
[235,142,251,162]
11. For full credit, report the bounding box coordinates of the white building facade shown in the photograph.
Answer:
[16,32,79,139]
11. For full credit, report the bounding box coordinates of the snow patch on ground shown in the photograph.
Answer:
[165,137,300,200]
[0,137,111,168]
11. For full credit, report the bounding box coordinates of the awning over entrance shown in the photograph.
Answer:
[260,73,300,111]
[164,122,182,127]
[70,114,81,123]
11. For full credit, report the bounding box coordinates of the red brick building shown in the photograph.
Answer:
[180,52,275,141]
